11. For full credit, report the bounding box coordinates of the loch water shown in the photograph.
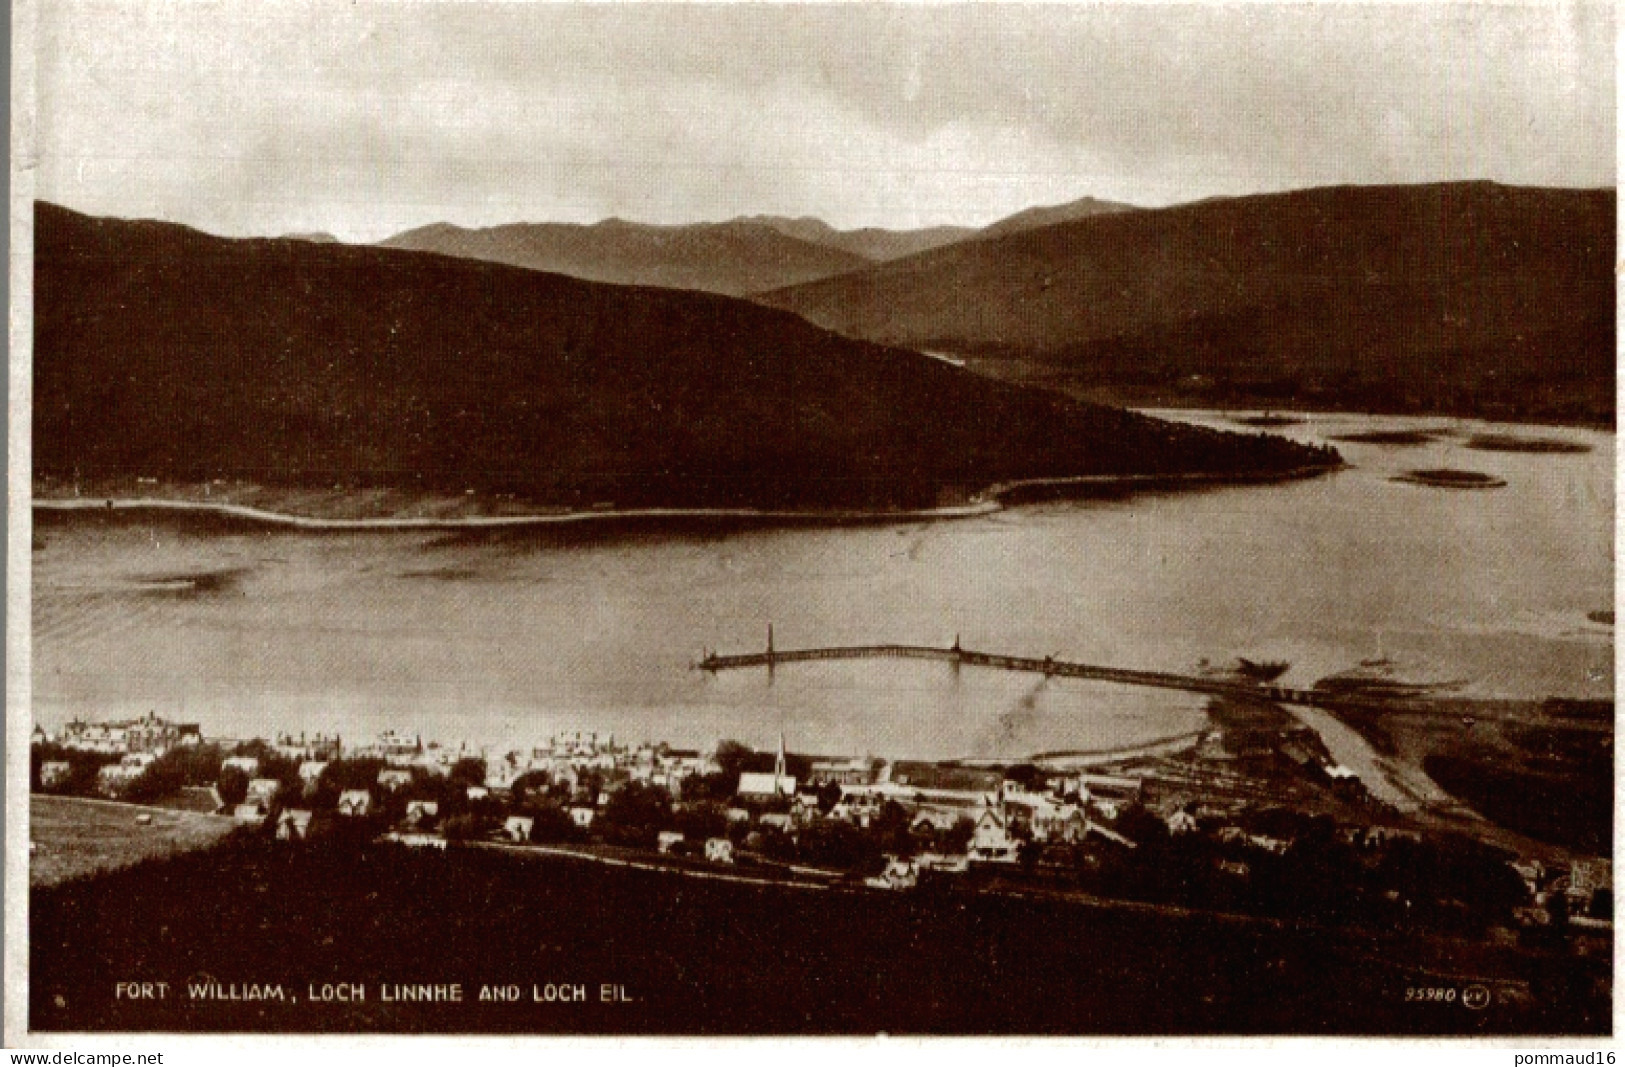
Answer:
[32,413,1612,761]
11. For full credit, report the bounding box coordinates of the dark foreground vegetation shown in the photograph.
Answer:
[31,835,1609,1035]
[34,202,1333,512]
[1423,754,1613,858]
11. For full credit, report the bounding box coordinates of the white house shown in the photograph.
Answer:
[758,813,794,833]
[1167,809,1200,835]
[503,815,535,843]
[568,806,596,830]
[705,837,735,864]
[233,802,269,827]
[221,756,261,778]
[245,778,282,806]
[969,807,1020,864]
[336,789,373,817]
[38,761,73,790]
[403,800,439,828]
[298,761,329,792]
[95,763,142,797]
[657,831,686,853]
[1025,799,1088,844]
[276,809,314,840]
[865,856,920,891]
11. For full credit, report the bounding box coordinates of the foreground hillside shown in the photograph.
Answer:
[31,837,1608,1034]
[34,203,1331,512]
[380,218,871,296]
[759,183,1615,424]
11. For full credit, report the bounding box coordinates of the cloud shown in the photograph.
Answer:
[33,1,1616,240]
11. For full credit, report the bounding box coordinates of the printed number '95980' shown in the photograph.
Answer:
[1405,987,1457,1002]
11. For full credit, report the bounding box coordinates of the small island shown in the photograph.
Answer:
[1392,468,1507,489]
[1229,413,1305,428]
[1464,433,1592,454]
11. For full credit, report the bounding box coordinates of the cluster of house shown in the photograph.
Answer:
[34,716,1615,924]
[1510,854,1615,931]
[38,712,202,755]
[231,729,721,839]
[485,736,1151,886]
[36,713,200,794]
[196,728,1155,875]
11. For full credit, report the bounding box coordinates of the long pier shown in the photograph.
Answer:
[695,639,1361,711]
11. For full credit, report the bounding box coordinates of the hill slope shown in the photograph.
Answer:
[34,203,1331,511]
[976,195,1140,238]
[758,183,1614,423]
[743,216,977,262]
[378,218,870,296]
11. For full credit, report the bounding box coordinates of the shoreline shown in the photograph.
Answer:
[1131,404,1616,435]
[31,463,1337,532]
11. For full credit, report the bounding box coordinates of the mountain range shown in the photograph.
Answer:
[34,202,1328,511]
[378,218,871,297]
[376,193,1140,296]
[757,182,1614,424]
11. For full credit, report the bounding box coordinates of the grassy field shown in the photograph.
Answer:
[30,794,237,888]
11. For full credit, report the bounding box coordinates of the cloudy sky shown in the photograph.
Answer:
[31,1,1616,241]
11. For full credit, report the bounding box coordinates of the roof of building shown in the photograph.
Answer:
[737,772,797,796]
[887,762,1002,793]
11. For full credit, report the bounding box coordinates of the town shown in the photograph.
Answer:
[30,706,1613,950]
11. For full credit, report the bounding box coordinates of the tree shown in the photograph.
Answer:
[708,740,749,795]
[600,782,673,847]
[712,740,752,777]
[573,768,605,805]
[226,740,300,792]
[31,744,117,797]
[872,800,917,858]
[510,771,551,807]
[216,766,249,808]
[310,758,384,812]
[1114,805,1169,850]
[122,762,185,804]
[527,803,580,844]
[799,820,879,871]
[441,813,488,843]
[941,816,976,855]
[674,801,727,842]
[449,757,487,789]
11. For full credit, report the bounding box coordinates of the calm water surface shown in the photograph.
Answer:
[32,413,1612,760]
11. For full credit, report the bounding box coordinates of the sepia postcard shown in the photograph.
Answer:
[5,0,1616,1044]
